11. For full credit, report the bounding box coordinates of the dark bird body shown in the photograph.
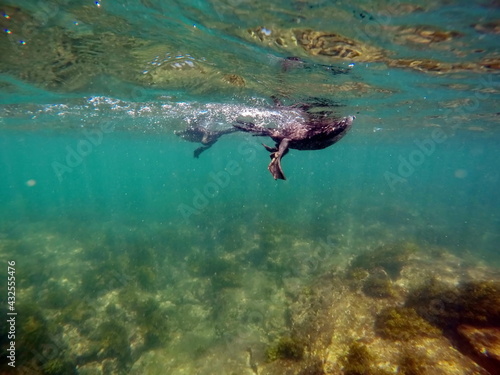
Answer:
[175,100,354,180]
[175,55,354,180]
[234,111,354,180]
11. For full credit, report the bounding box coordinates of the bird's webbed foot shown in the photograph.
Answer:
[267,139,290,180]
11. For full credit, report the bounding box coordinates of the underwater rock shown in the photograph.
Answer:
[375,307,441,341]
[42,358,76,375]
[350,242,417,279]
[76,361,103,375]
[92,321,131,363]
[397,349,430,375]
[362,270,396,298]
[339,342,392,375]
[340,342,373,375]
[457,325,500,362]
[456,325,500,374]
[136,265,158,291]
[405,279,500,328]
[134,298,170,349]
[266,336,305,361]
[404,279,500,372]
[260,358,326,375]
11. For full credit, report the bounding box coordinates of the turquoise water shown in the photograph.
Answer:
[1,1,500,374]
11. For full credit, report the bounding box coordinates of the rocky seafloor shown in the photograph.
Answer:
[0,217,499,375]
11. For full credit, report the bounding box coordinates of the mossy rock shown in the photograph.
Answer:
[10,303,76,372]
[211,270,242,289]
[340,342,376,375]
[362,272,395,298]
[187,254,231,276]
[117,286,141,310]
[80,261,129,295]
[350,242,417,279]
[406,279,500,328]
[16,303,53,357]
[59,299,95,324]
[398,349,429,375]
[93,321,131,362]
[42,358,76,375]
[135,265,158,291]
[188,254,242,289]
[346,268,370,281]
[135,298,169,348]
[404,278,458,327]
[375,307,441,341]
[42,286,76,309]
[298,358,325,375]
[341,342,372,375]
[340,342,391,375]
[266,337,305,361]
[459,281,500,326]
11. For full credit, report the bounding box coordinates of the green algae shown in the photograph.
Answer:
[11,303,77,374]
[347,268,370,282]
[300,359,326,375]
[17,303,53,355]
[266,336,305,361]
[116,290,169,349]
[136,265,158,291]
[340,342,391,375]
[117,285,141,309]
[42,358,76,375]
[459,281,500,326]
[362,273,396,298]
[341,342,372,375]
[93,321,131,362]
[405,279,500,328]
[135,298,170,348]
[211,269,242,289]
[397,349,429,375]
[375,307,441,341]
[350,242,417,279]
[59,299,95,325]
[42,284,78,310]
[188,253,242,289]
